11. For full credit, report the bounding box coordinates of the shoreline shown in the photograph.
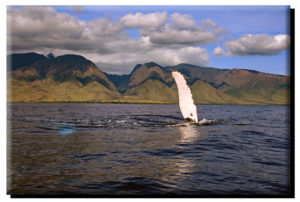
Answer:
[6,101,290,106]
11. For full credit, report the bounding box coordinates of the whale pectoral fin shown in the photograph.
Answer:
[172,71,199,123]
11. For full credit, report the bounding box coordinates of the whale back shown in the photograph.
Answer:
[172,71,198,123]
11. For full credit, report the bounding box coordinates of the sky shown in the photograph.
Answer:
[7,5,291,75]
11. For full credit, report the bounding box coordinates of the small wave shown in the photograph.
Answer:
[253,160,285,167]
[75,177,172,195]
[43,116,223,135]
[131,114,182,121]
[72,153,106,161]
[144,148,186,157]
[162,122,187,126]
[234,123,252,126]
[243,130,266,136]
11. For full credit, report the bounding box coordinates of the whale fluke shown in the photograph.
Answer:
[172,71,198,124]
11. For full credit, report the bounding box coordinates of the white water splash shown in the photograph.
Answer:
[172,71,198,123]
[197,118,217,126]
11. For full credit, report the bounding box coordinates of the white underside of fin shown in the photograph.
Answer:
[172,71,198,123]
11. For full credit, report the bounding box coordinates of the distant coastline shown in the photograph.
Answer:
[7,101,290,106]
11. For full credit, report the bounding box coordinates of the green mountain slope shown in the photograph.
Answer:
[128,62,173,88]
[7,54,121,102]
[191,80,236,104]
[168,63,228,85]
[8,78,120,102]
[213,69,290,104]
[122,79,178,103]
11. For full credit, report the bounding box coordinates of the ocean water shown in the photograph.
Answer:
[7,103,292,196]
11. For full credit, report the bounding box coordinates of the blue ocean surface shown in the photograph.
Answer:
[7,103,291,196]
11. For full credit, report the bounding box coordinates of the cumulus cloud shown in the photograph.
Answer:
[148,27,217,46]
[7,6,87,51]
[94,46,209,74]
[213,46,225,57]
[87,18,124,37]
[7,6,221,73]
[145,47,209,66]
[120,12,168,28]
[223,34,290,56]
[170,13,197,29]
[143,15,221,47]
[178,47,210,65]
[8,7,85,39]
[201,19,218,28]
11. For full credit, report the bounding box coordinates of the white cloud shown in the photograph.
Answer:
[7,6,87,51]
[178,47,210,65]
[170,13,197,29]
[94,46,209,73]
[8,6,85,39]
[201,19,218,28]
[148,25,218,46]
[146,16,221,46]
[87,18,123,37]
[145,47,209,66]
[223,34,290,56]
[120,12,168,28]
[213,46,225,57]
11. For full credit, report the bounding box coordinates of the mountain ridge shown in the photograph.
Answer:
[7,52,290,105]
[7,53,121,102]
[7,52,47,71]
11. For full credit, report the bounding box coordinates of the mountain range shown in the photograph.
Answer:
[7,52,290,105]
